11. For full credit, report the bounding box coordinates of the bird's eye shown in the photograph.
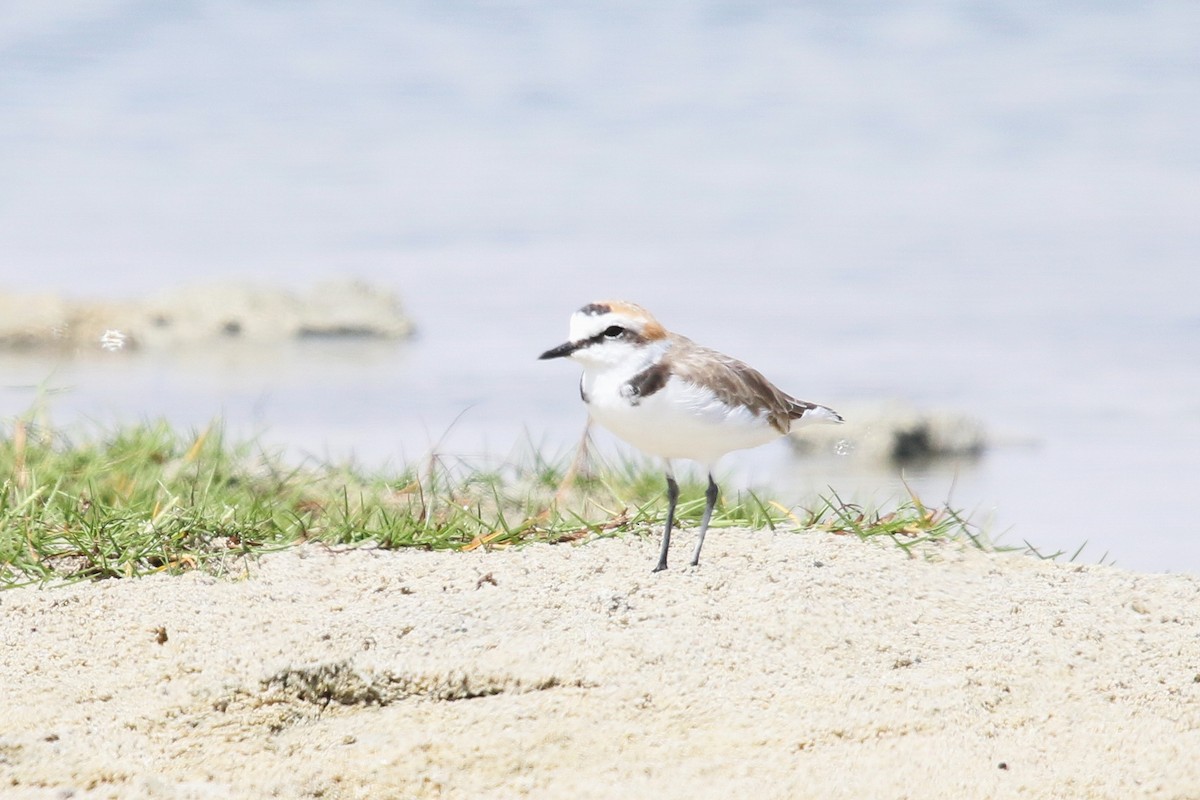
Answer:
[603,325,625,338]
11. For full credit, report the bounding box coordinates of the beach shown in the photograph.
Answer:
[2,530,1199,799]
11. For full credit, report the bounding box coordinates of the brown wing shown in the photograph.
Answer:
[666,334,806,434]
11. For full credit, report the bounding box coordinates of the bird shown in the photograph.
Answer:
[539,300,842,571]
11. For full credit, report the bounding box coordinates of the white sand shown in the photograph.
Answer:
[2,530,1199,799]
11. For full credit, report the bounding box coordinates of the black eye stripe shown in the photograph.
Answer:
[579,324,640,349]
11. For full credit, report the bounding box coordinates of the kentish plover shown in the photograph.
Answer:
[540,301,841,571]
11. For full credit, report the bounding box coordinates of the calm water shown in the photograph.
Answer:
[2,2,1198,571]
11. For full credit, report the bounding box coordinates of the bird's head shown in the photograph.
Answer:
[538,301,668,369]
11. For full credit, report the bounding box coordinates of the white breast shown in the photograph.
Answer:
[583,368,783,465]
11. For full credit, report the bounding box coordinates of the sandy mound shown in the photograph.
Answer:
[2,530,1199,799]
[0,281,413,352]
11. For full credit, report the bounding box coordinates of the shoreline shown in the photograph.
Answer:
[2,530,1199,798]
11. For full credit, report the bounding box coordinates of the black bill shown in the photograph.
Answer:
[538,341,578,360]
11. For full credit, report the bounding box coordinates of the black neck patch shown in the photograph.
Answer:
[625,361,670,404]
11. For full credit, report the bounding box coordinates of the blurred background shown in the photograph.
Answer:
[1,1,1197,571]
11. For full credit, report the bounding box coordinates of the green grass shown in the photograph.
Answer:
[0,417,988,589]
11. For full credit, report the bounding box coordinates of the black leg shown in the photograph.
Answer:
[690,474,719,567]
[654,475,679,572]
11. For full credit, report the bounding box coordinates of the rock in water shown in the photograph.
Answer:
[0,281,416,353]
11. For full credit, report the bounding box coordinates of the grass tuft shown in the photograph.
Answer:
[1,418,989,588]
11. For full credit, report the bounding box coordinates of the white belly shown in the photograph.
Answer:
[584,371,782,465]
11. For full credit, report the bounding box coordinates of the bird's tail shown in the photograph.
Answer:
[789,401,843,427]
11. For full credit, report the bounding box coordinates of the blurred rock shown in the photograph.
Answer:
[0,281,415,353]
[789,402,987,465]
